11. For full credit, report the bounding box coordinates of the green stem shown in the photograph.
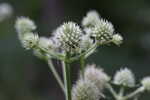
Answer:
[106,83,118,99]
[62,53,72,100]
[47,60,65,93]
[68,43,98,63]
[119,87,124,97]
[124,86,145,100]
[80,56,85,78]
[36,45,65,61]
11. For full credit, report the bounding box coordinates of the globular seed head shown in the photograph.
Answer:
[113,68,135,87]
[82,10,100,28]
[15,17,36,33]
[141,77,150,91]
[84,64,110,90]
[21,32,39,50]
[72,79,101,100]
[91,19,114,44]
[54,22,83,54]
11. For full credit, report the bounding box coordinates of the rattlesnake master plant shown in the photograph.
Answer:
[15,10,150,100]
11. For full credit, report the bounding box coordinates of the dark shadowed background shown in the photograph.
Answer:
[0,0,150,100]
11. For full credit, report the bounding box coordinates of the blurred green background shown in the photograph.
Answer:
[0,0,150,100]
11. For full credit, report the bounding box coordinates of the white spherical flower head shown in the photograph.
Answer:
[22,32,39,50]
[92,19,114,44]
[141,77,150,91]
[82,10,100,27]
[72,79,101,100]
[112,34,123,45]
[84,64,110,90]
[54,22,83,53]
[0,3,13,22]
[15,17,36,33]
[113,68,135,87]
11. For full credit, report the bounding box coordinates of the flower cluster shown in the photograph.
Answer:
[15,10,123,61]
[16,10,150,100]
[72,66,150,100]
[82,10,123,45]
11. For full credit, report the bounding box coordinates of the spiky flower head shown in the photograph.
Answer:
[113,68,135,87]
[112,34,123,45]
[91,19,114,44]
[54,22,83,54]
[141,77,150,91]
[0,3,13,22]
[82,10,100,28]
[72,79,101,100]
[84,64,110,90]
[21,32,39,50]
[15,17,36,33]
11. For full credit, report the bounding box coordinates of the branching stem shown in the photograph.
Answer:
[62,53,72,100]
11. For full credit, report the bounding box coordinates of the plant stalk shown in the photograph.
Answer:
[106,83,118,99]
[80,56,85,77]
[47,60,65,93]
[124,86,145,100]
[62,53,72,100]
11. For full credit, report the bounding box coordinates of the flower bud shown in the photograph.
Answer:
[112,34,123,45]
[82,10,100,28]
[72,79,101,100]
[113,68,135,87]
[21,32,39,50]
[141,77,150,91]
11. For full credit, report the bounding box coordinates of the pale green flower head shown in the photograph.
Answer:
[84,64,110,90]
[15,17,36,33]
[113,68,135,87]
[21,32,39,50]
[141,77,150,91]
[72,79,101,100]
[82,10,100,28]
[112,34,123,45]
[54,22,83,54]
